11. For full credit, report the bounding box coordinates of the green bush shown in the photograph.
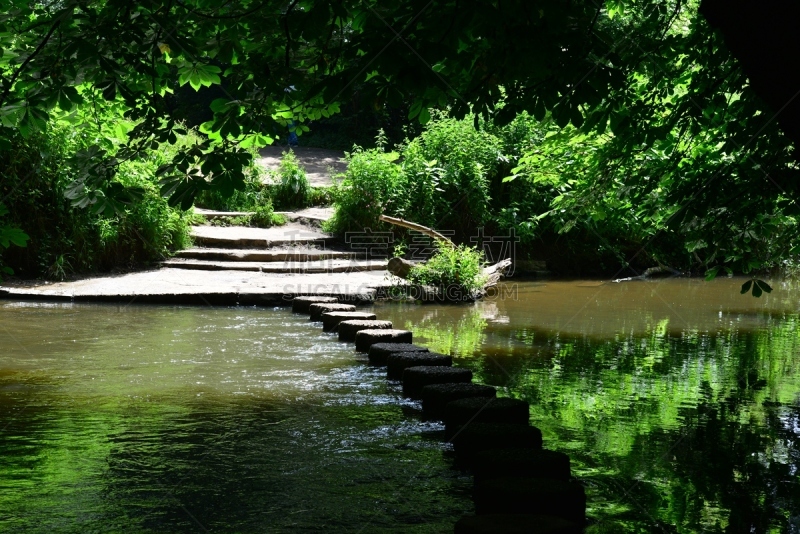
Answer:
[195,164,269,212]
[407,242,486,299]
[308,186,333,206]
[250,201,285,228]
[0,122,194,279]
[325,147,403,234]
[398,116,502,234]
[271,150,311,209]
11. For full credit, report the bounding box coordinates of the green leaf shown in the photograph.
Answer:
[752,283,762,298]
[408,100,422,120]
[240,132,272,149]
[553,106,571,128]
[189,71,202,91]
[755,279,772,294]
[533,99,546,121]
[419,107,431,124]
[704,266,720,281]
[0,225,29,248]
[740,280,752,294]
[210,98,232,113]
[570,106,584,128]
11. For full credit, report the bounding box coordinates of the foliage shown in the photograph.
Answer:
[1,0,799,280]
[2,0,794,214]
[308,186,333,207]
[270,151,310,209]
[299,98,420,151]
[196,171,270,212]
[0,121,192,279]
[505,5,800,277]
[251,203,286,228]
[198,151,326,213]
[406,242,486,300]
[206,202,285,229]
[0,202,29,279]
[0,0,344,210]
[325,147,402,234]
[395,116,503,235]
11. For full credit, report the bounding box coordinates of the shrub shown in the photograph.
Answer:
[195,167,269,212]
[407,242,487,300]
[250,201,285,228]
[0,122,194,279]
[397,116,503,235]
[325,147,402,234]
[308,186,333,206]
[271,150,311,209]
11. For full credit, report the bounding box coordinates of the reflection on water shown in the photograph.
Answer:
[0,304,470,533]
[377,278,800,533]
[2,277,800,533]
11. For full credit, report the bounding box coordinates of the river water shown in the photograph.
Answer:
[1,278,799,532]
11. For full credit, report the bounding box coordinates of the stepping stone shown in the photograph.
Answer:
[401,366,473,399]
[472,449,572,484]
[473,477,586,524]
[386,352,451,379]
[309,303,356,321]
[454,514,582,534]
[421,383,497,418]
[355,329,413,353]
[450,423,542,462]
[338,320,393,342]
[292,296,337,313]
[444,397,530,438]
[368,343,429,366]
[321,312,377,332]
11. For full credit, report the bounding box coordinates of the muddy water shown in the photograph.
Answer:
[376,277,800,533]
[2,277,799,533]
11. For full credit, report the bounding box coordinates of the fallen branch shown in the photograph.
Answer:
[378,214,454,246]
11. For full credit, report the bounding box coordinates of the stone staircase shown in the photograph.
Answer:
[162,210,387,275]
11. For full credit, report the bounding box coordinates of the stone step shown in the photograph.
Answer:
[194,208,254,219]
[275,207,334,223]
[194,207,334,224]
[162,258,386,273]
[175,248,358,262]
[190,224,336,249]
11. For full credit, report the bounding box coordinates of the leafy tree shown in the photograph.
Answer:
[1,0,797,281]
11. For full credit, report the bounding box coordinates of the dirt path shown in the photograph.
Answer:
[257,146,346,187]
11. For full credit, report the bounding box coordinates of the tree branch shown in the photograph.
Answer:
[283,0,300,69]
[0,14,64,108]
[379,214,455,246]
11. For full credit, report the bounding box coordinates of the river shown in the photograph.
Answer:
[1,278,799,532]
